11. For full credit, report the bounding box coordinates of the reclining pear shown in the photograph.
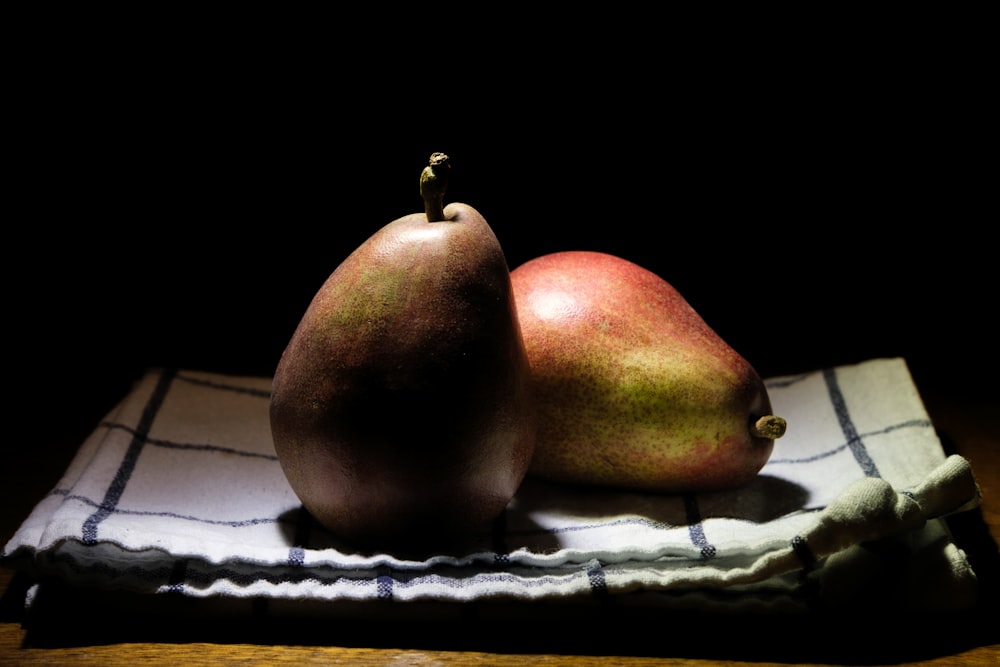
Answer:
[510,250,785,493]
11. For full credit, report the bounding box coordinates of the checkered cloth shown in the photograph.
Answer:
[2,357,982,613]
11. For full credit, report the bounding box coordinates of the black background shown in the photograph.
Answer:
[9,24,996,452]
[2,18,998,662]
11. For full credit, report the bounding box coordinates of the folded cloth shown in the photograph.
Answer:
[2,357,983,614]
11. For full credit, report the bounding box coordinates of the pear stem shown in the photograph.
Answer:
[420,152,451,222]
[752,415,787,439]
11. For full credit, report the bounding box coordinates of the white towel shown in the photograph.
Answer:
[1,357,982,614]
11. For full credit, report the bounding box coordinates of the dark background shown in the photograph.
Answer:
[9,25,996,455]
[3,19,998,663]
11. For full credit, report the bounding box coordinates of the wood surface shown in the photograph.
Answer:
[2,389,997,666]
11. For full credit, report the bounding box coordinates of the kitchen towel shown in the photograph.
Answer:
[1,357,982,614]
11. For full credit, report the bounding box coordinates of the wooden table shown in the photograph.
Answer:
[2,386,997,666]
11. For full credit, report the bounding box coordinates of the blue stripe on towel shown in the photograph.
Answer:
[823,367,881,478]
[587,560,608,597]
[99,422,278,460]
[684,494,716,559]
[82,368,176,544]
[176,372,272,399]
[70,493,287,527]
[376,574,394,599]
[767,418,931,465]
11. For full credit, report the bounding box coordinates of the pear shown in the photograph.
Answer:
[510,250,785,493]
[269,153,536,551]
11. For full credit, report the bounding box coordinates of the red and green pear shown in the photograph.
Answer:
[510,250,785,493]
[269,154,536,552]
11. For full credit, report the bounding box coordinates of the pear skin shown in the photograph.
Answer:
[269,154,536,551]
[510,250,784,493]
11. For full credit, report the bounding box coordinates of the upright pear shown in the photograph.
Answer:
[269,153,536,551]
[510,250,785,493]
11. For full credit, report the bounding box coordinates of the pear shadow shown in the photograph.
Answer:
[507,474,810,528]
[276,507,299,546]
[274,474,810,560]
[276,504,557,560]
[696,474,811,522]
[276,506,355,553]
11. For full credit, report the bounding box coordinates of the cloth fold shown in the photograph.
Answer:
[2,357,983,613]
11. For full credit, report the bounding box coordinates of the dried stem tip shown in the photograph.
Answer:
[420,152,451,222]
[752,415,787,439]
